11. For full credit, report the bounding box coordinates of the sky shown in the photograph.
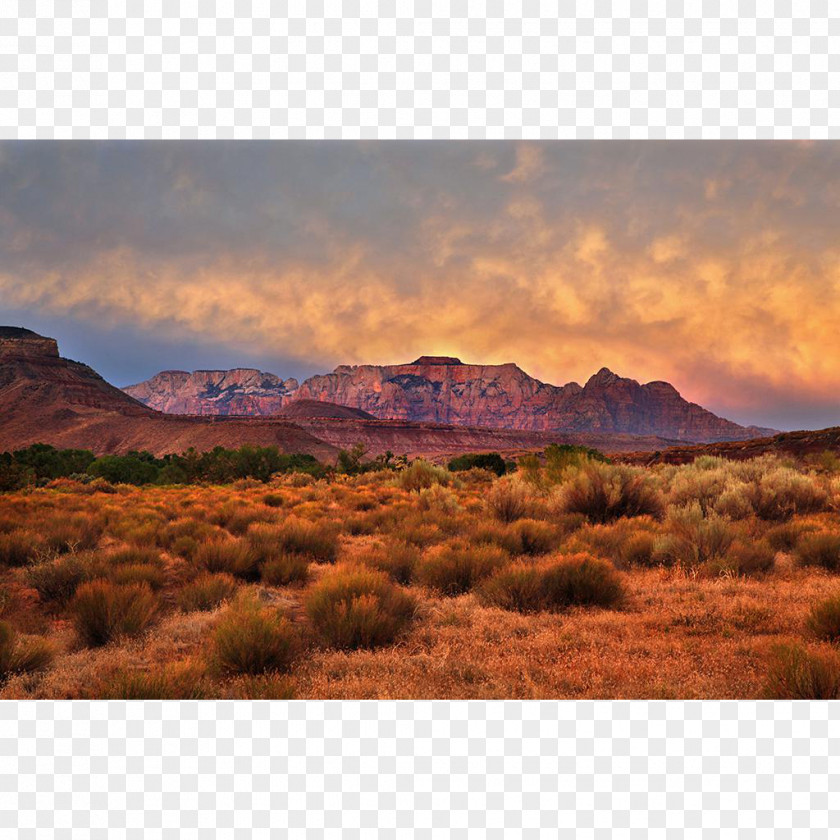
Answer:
[1,140,839,431]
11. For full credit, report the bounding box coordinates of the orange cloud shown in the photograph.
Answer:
[3,140,840,430]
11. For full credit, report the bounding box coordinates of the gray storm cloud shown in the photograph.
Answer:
[1,140,839,430]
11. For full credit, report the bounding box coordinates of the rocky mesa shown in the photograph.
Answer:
[2,327,684,459]
[126,355,776,444]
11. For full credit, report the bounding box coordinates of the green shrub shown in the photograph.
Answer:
[448,452,507,476]
[415,544,508,595]
[0,621,55,682]
[712,486,755,520]
[654,505,735,570]
[260,554,310,586]
[210,595,298,676]
[395,460,452,492]
[305,566,416,650]
[525,444,611,487]
[743,469,828,521]
[481,519,559,557]
[88,454,159,485]
[764,643,840,699]
[558,463,662,524]
[668,468,730,516]
[709,540,775,577]
[177,573,238,612]
[417,484,461,514]
[807,595,840,643]
[795,532,840,572]
[72,581,159,647]
[571,519,659,569]
[621,533,658,567]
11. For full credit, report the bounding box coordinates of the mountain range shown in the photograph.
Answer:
[126,355,776,444]
[1,327,686,459]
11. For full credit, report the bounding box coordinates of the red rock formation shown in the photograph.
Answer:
[0,330,332,459]
[125,355,776,444]
[292,359,584,429]
[275,400,374,420]
[125,369,299,415]
[3,328,685,459]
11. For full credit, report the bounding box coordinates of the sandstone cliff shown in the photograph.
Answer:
[126,355,776,444]
[5,328,685,459]
[124,368,299,415]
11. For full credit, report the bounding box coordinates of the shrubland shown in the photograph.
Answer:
[0,443,839,698]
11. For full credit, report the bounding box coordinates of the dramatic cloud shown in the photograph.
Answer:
[1,140,839,430]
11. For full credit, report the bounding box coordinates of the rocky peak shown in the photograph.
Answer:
[584,367,624,389]
[642,380,681,397]
[123,353,776,444]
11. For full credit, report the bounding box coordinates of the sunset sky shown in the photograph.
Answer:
[1,140,839,431]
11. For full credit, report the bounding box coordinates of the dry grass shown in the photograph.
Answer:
[271,518,339,563]
[260,554,310,586]
[209,594,299,676]
[72,580,159,647]
[763,642,840,699]
[485,480,531,523]
[96,663,210,699]
[794,532,840,571]
[3,455,840,697]
[355,540,419,585]
[194,538,259,580]
[0,529,43,566]
[177,573,239,612]
[415,544,509,595]
[558,463,663,523]
[0,621,55,682]
[395,460,452,492]
[806,594,840,642]
[305,566,416,649]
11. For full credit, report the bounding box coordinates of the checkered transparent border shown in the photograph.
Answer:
[0,3,837,138]
[3,3,840,836]
[2,700,839,838]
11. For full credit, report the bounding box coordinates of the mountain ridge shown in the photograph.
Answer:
[1,327,687,459]
[125,356,777,444]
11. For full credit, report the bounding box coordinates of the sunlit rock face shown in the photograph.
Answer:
[125,354,776,444]
[124,368,299,416]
